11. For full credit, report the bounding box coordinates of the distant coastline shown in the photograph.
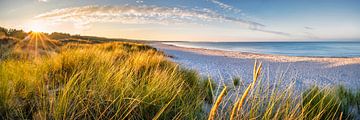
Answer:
[159,41,360,58]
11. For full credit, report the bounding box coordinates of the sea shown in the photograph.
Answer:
[162,41,360,57]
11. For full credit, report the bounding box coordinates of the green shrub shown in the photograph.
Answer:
[232,77,241,86]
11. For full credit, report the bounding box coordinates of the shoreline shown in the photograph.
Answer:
[152,42,360,67]
[162,42,359,58]
[150,42,360,90]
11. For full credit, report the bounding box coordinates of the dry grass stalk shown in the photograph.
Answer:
[339,112,343,120]
[208,85,227,120]
[230,61,262,120]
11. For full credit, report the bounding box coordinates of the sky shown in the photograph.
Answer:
[0,0,359,41]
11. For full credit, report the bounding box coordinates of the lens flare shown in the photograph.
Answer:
[15,32,60,59]
[25,21,49,33]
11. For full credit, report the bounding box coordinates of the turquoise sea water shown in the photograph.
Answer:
[163,41,360,57]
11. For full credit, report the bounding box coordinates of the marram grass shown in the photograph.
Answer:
[208,85,227,120]
[0,42,210,119]
[205,62,360,120]
[0,39,360,120]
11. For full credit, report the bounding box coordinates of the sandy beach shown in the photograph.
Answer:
[151,42,360,90]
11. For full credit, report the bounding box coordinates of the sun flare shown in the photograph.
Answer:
[25,21,49,33]
[28,24,45,32]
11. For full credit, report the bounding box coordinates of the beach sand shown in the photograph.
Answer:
[151,42,360,90]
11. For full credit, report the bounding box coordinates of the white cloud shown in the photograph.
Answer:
[38,0,47,2]
[304,26,314,30]
[36,5,261,26]
[35,5,290,36]
[136,0,144,4]
[208,0,241,13]
[251,27,291,36]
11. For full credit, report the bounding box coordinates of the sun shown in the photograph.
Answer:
[25,21,49,33]
[28,24,46,32]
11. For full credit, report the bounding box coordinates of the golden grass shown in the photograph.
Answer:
[208,85,227,120]
[0,42,209,119]
[230,61,262,120]
[207,60,359,120]
[1,37,359,119]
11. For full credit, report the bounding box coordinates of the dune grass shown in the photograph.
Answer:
[207,62,360,120]
[0,35,360,119]
[0,42,211,119]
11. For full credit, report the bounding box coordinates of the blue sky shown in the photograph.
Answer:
[0,0,359,41]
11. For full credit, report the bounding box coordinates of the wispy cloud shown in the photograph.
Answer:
[304,26,314,30]
[135,0,144,4]
[36,5,261,26]
[35,5,290,36]
[208,0,241,13]
[251,27,291,36]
